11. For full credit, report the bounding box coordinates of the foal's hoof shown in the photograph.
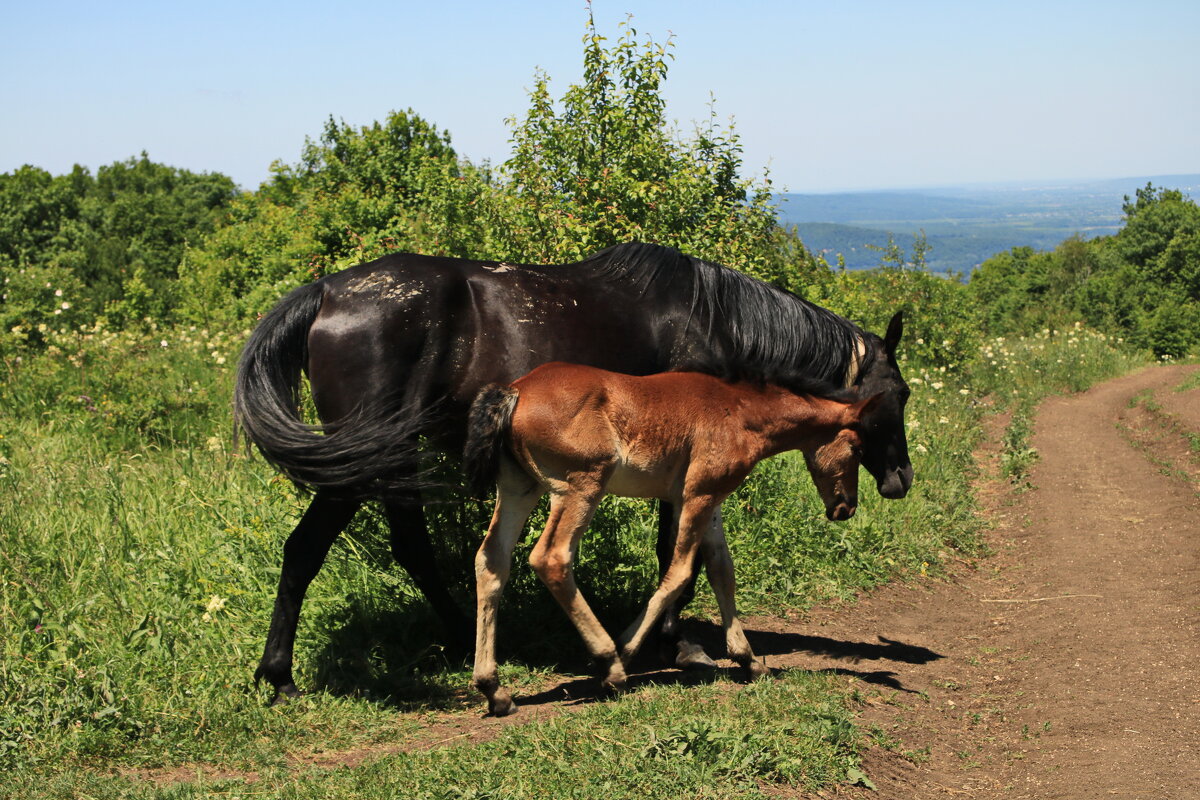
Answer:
[744,659,769,681]
[601,675,628,695]
[486,689,517,717]
[675,641,718,670]
[600,661,629,695]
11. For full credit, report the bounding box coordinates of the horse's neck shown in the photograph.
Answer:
[681,287,862,388]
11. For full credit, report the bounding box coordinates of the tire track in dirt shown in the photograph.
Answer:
[779,364,1200,799]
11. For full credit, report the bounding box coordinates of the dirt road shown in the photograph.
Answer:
[779,364,1200,799]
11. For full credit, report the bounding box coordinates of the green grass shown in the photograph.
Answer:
[2,672,864,800]
[1174,368,1200,393]
[0,318,1149,796]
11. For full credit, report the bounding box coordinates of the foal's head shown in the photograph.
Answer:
[802,394,882,521]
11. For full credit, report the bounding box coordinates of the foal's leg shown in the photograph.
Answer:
[472,472,542,717]
[383,495,473,651]
[529,491,627,691]
[701,522,767,679]
[619,498,716,665]
[256,491,361,704]
[656,502,719,669]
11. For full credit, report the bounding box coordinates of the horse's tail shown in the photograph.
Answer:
[463,384,520,497]
[233,281,430,495]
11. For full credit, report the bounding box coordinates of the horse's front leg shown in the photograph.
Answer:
[655,501,718,669]
[384,494,473,652]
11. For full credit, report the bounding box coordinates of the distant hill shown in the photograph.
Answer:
[778,174,1200,273]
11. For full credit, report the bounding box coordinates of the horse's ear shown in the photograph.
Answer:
[883,311,904,357]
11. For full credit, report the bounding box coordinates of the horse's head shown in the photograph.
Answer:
[855,311,914,500]
[803,393,882,521]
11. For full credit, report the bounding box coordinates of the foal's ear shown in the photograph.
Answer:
[883,311,904,356]
[846,392,884,425]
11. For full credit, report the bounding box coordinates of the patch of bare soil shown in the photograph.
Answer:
[780,364,1200,799]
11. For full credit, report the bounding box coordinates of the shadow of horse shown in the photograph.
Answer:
[303,594,943,709]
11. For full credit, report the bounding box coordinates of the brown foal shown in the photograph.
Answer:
[463,362,879,716]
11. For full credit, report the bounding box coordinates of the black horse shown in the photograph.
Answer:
[235,242,912,702]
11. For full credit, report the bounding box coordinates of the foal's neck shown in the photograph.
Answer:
[745,387,845,459]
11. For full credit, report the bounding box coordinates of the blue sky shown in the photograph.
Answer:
[2,1,1197,192]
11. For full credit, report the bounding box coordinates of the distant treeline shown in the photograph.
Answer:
[971,185,1200,356]
[1,23,1196,359]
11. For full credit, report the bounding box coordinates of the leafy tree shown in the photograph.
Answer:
[180,109,490,321]
[181,13,804,320]
[494,14,784,282]
[0,155,236,332]
[967,183,1200,356]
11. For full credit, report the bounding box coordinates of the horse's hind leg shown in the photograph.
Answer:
[530,491,627,692]
[384,495,473,651]
[472,470,542,717]
[256,491,360,704]
[701,522,766,680]
[656,502,718,669]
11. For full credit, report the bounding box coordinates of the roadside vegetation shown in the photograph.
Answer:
[0,12,1188,800]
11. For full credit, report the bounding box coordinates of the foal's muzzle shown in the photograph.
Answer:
[826,496,857,521]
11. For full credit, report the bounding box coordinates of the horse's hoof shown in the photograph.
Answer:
[269,685,303,706]
[675,641,718,670]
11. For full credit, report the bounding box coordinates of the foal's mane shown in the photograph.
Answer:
[579,242,872,391]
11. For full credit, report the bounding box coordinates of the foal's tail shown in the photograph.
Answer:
[233,281,430,494]
[463,384,520,497]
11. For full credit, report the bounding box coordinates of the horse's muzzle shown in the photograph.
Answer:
[878,464,913,499]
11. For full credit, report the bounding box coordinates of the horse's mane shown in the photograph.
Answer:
[579,242,872,392]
